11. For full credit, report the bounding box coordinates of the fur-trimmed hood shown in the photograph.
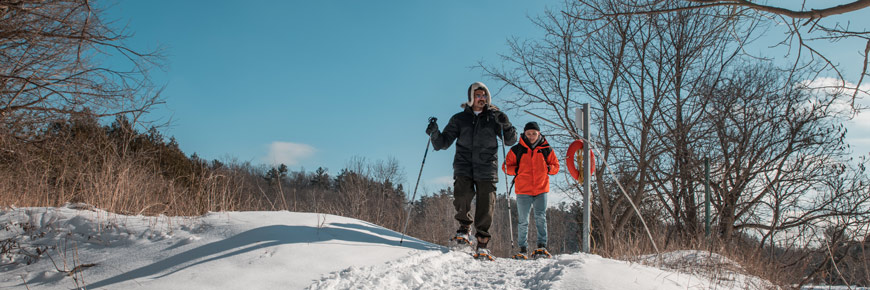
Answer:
[461,82,492,108]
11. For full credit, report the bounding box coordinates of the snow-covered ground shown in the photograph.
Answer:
[0,205,844,289]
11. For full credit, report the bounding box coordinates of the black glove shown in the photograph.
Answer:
[495,112,511,129]
[425,117,438,135]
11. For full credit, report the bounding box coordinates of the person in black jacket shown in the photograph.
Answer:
[425,81,518,258]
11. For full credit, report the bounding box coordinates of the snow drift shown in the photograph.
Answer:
[1,205,775,289]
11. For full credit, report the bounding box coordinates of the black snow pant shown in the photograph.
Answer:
[453,175,496,239]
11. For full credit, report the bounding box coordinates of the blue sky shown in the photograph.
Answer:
[105,1,560,198]
[104,1,870,203]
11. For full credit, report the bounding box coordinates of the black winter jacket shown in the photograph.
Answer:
[430,105,518,181]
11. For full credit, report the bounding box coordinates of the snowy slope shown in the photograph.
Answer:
[1,205,773,289]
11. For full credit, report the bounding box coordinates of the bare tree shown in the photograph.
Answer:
[482,0,747,249]
[483,0,869,253]
[481,0,643,251]
[0,0,163,139]
[573,0,870,106]
[704,62,870,244]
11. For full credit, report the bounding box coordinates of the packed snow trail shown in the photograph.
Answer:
[308,249,725,290]
[309,250,568,289]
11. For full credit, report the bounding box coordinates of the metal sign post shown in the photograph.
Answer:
[576,105,592,253]
[705,157,711,238]
[583,104,591,253]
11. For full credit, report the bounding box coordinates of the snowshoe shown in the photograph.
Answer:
[473,248,495,261]
[531,248,551,259]
[511,253,528,260]
[448,231,474,252]
[449,231,473,246]
[512,246,528,260]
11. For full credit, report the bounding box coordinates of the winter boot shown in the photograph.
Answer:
[449,225,473,246]
[473,237,494,261]
[512,246,528,260]
[474,248,494,261]
[531,244,551,259]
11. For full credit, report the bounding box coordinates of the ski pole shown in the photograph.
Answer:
[501,139,515,250]
[399,117,436,245]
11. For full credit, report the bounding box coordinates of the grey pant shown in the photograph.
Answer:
[453,176,496,238]
[517,193,548,248]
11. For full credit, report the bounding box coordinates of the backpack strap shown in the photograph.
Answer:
[510,145,526,175]
[511,144,553,175]
[540,146,552,159]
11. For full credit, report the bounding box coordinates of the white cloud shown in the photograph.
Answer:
[850,137,870,146]
[800,77,870,118]
[431,176,454,187]
[800,77,870,96]
[852,109,870,129]
[546,189,579,209]
[800,78,870,156]
[264,141,316,166]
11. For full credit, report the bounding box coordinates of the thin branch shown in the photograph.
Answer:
[603,0,870,19]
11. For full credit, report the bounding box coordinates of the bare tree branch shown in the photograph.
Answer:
[1,0,165,139]
[570,0,870,109]
[593,0,870,19]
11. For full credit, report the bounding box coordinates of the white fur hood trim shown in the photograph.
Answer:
[462,82,492,108]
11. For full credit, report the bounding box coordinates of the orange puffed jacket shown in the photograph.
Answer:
[502,134,559,196]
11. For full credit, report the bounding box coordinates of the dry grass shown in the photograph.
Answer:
[594,227,815,289]
[0,155,250,217]
[0,118,268,217]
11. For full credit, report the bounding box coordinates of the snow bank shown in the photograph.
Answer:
[633,250,777,289]
[1,206,783,289]
[1,205,437,289]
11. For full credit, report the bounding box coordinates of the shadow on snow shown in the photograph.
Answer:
[79,223,440,289]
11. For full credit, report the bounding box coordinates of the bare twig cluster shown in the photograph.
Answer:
[571,0,870,107]
[1,0,164,140]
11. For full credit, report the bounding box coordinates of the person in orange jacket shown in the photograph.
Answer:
[502,122,559,259]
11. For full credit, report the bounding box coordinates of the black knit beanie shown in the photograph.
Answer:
[524,122,540,132]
